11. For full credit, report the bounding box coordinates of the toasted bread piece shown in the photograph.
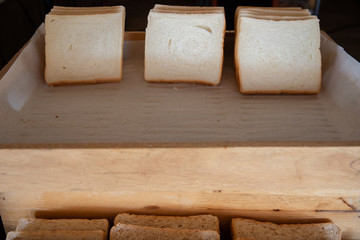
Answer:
[110,223,220,240]
[231,218,341,240]
[114,213,219,232]
[6,230,105,240]
[16,218,109,238]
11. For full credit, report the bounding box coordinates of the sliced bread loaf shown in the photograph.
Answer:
[114,213,219,232]
[234,6,309,30]
[6,230,105,240]
[144,5,226,85]
[234,7,321,94]
[153,4,224,12]
[44,6,125,86]
[110,223,220,240]
[231,218,341,240]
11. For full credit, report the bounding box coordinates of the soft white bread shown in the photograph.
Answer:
[231,218,341,240]
[154,4,224,12]
[144,5,226,85]
[238,13,316,21]
[49,6,124,15]
[234,6,310,33]
[110,223,220,240]
[234,8,321,94]
[114,213,219,232]
[6,230,105,240]
[15,218,109,237]
[44,6,125,86]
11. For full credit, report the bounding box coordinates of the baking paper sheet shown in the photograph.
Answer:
[0,24,359,144]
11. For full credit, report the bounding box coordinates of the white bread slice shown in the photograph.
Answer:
[110,223,220,240]
[15,218,109,237]
[235,7,310,31]
[44,6,125,86]
[238,13,316,21]
[234,16,321,94]
[144,6,225,85]
[114,213,219,232]
[49,6,124,15]
[231,218,341,240]
[154,4,224,12]
[239,8,311,16]
[6,230,105,240]
[52,6,124,10]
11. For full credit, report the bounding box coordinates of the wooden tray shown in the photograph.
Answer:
[0,25,359,239]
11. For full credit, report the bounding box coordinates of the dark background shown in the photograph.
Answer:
[0,0,359,238]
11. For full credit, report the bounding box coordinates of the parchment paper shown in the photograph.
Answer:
[0,24,359,144]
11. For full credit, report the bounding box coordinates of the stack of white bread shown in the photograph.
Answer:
[231,218,342,240]
[234,6,321,94]
[6,218,109,240]
[144,4,226,85]
[110,213,220,240]
[44,6,125,86]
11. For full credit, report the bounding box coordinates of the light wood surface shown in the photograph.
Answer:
[1,146,360,238]
[1,147,360,194]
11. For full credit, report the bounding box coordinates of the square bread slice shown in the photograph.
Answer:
[231,218,341,240]
[6,230,105,240]
[234,6,310,35]
[49,6,124,15]
[15,218,109,238]
[114,213,219,232]
[44,6,125,86]
[153,4,224,12]
[144,5,226,85]
[110,223,220,240]
[234,14,321,94]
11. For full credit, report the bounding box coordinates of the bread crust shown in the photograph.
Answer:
[114,213,220,233]
[231,218,341,240]
[145,79,220,86]
[110,223,220,240]
[47,78,122,86]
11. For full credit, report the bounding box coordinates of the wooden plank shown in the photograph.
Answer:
[1,146,360,195]
[2,146,359,238]
[1,191,359,239]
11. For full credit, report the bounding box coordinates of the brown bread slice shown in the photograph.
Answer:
[16,218,109,232]
[6,230,105,240]
[16,218,109,238]
[114,213,219,232]
[110,223,220,240]
[231,218,341,240]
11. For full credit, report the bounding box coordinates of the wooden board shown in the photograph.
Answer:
[1,27,360,239]
[1,146,360,238]
[1,191,359,239]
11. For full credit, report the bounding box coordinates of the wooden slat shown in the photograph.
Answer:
[1,147,360,195]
